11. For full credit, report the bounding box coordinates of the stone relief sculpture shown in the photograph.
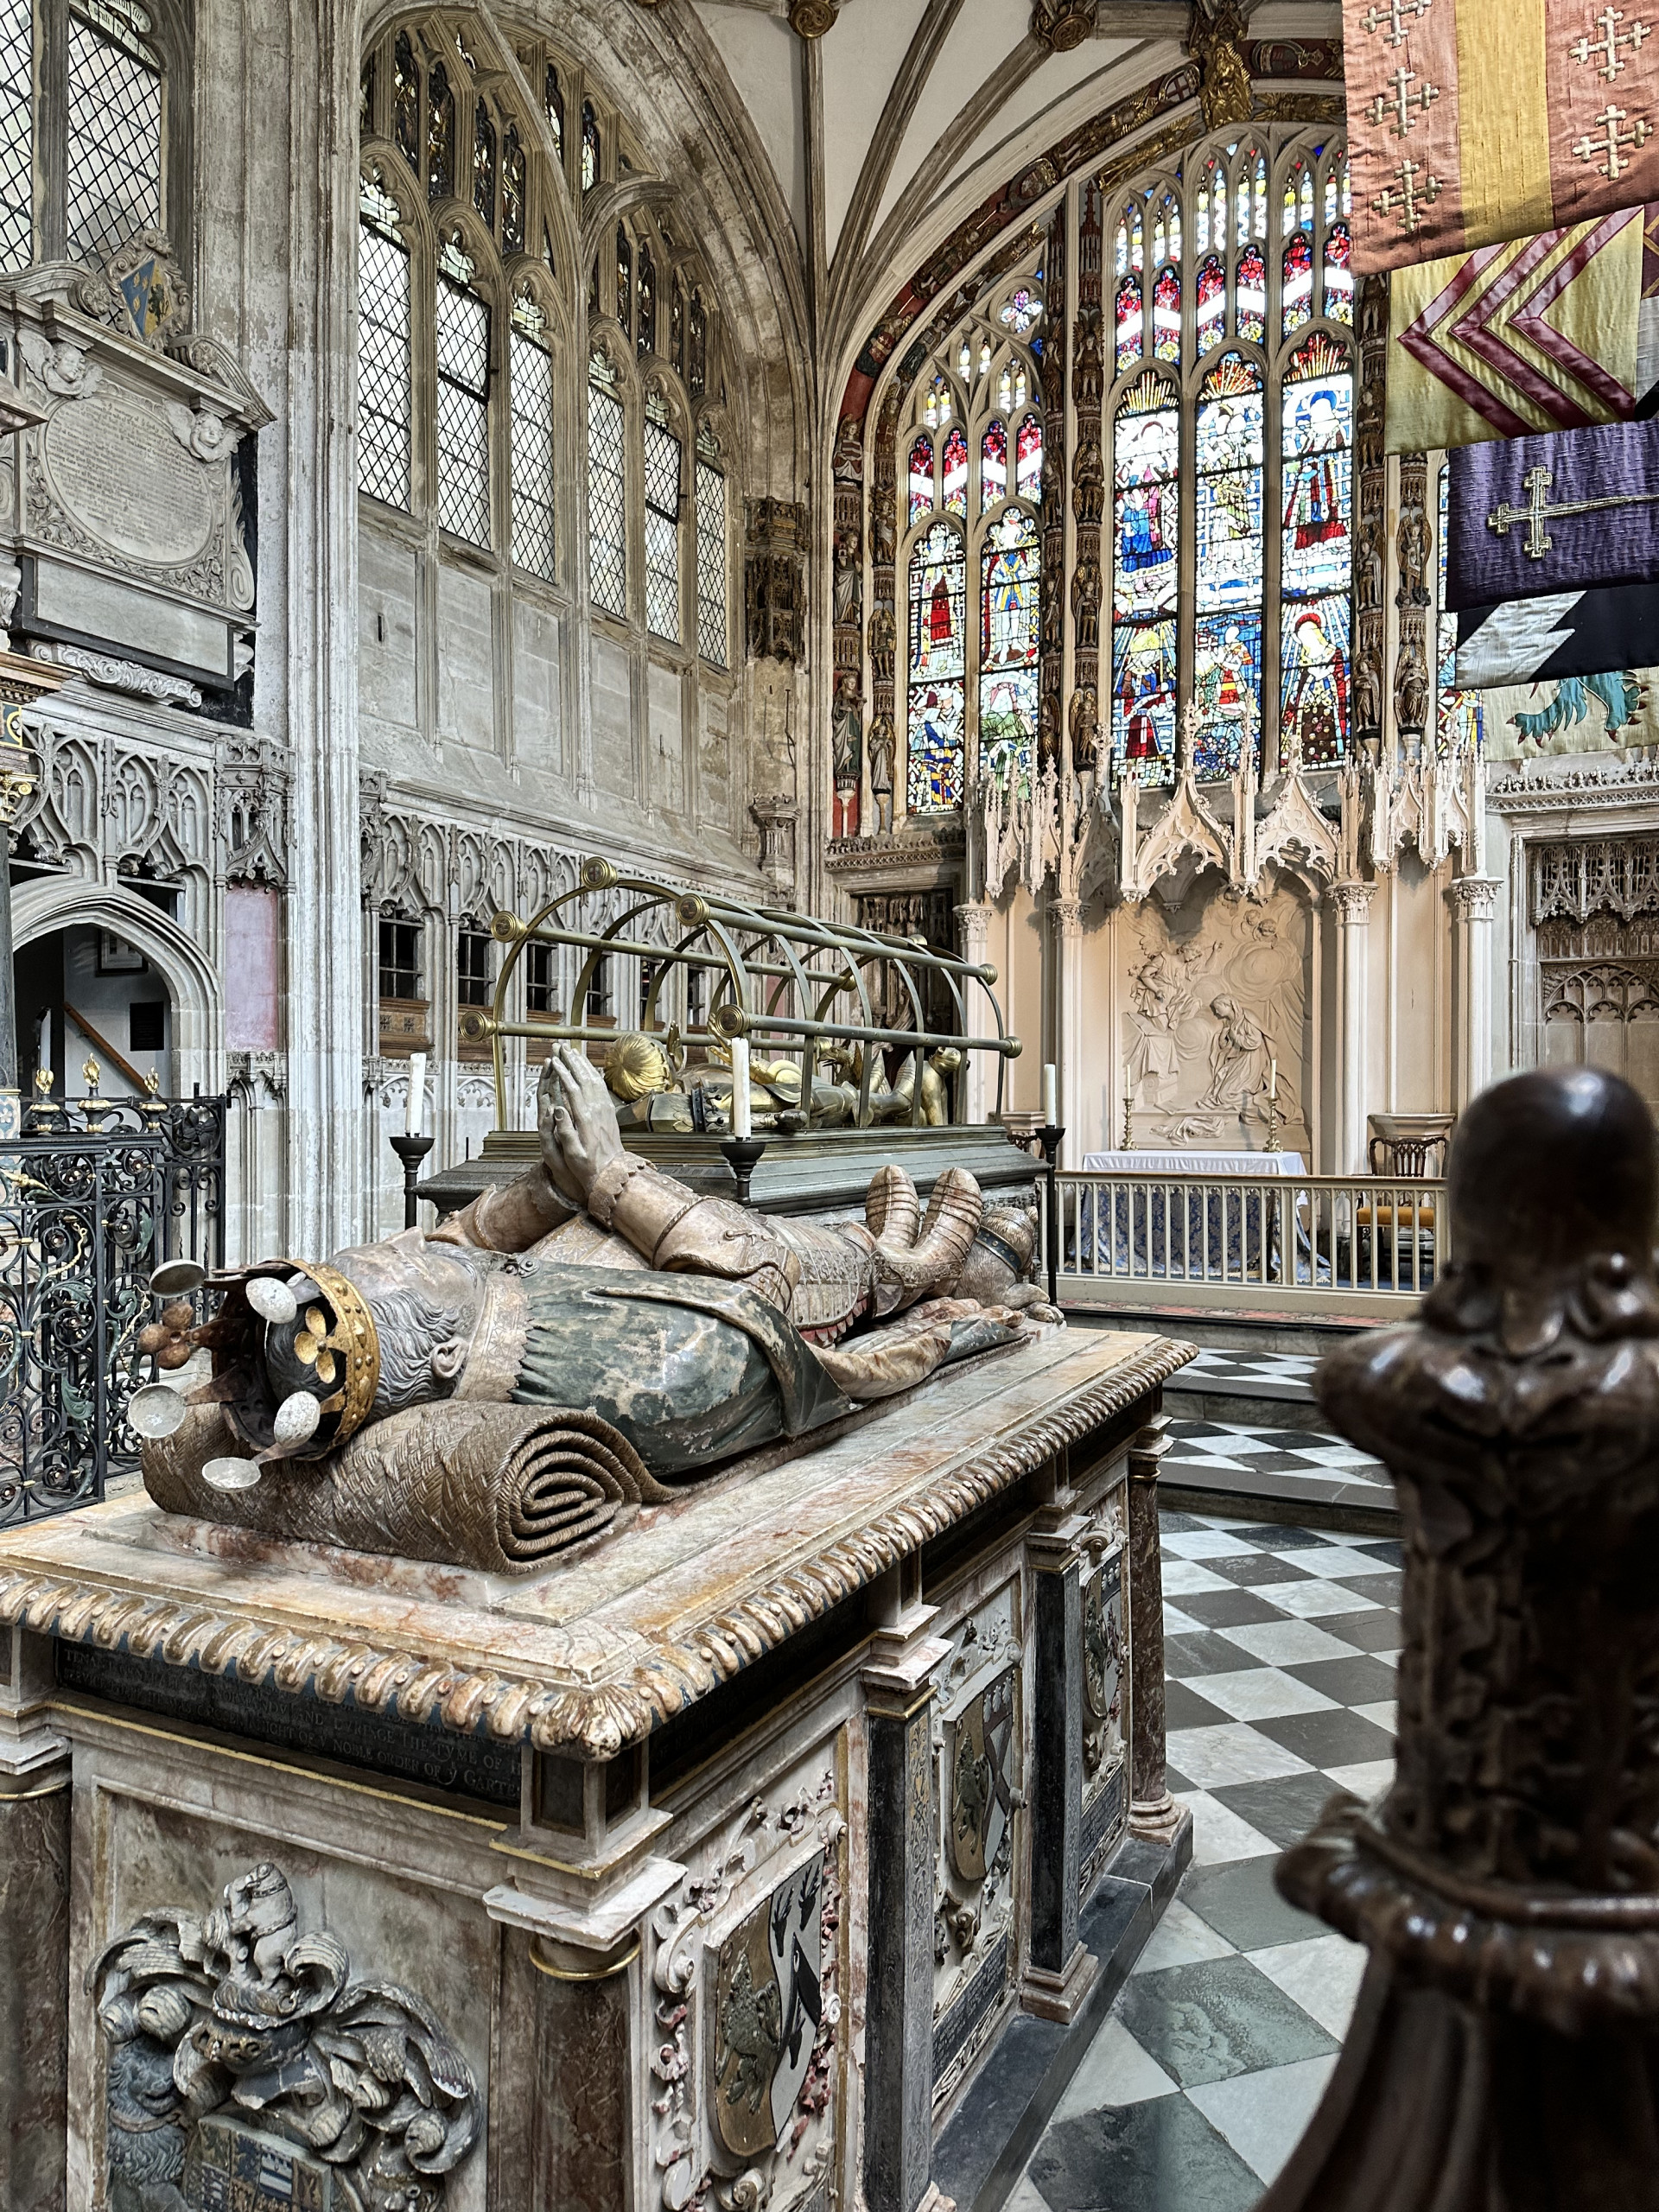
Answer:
[90,1859,477,2211]
[138,1049,1055,1572]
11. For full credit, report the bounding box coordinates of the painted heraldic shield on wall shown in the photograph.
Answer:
[712,1853,825,2160]
[949,1669,1016,1886]
[1344,0,1659,273]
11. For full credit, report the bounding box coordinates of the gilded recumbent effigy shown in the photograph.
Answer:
[0,1052,1194,2212]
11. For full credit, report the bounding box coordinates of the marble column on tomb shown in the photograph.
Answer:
[1332,880,1376,1173]
[1126,1414,1182,1844]
[1048,894,1084,1159]
[1023,1506,1096,2024]
[0,1627,70,2212]
[955,899,993,1123]
[1449,874,1498,1115]
[863,1622,952,2212]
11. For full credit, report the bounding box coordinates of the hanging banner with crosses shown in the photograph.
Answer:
[1344,0,1659,273]
[1385,203,1659,451]
[1446,417,1659,605]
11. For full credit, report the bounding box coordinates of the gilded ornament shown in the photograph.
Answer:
[1185,0,1255,130]
[788,0,840,32]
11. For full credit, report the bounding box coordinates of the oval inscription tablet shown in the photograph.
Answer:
[41,384,215,568]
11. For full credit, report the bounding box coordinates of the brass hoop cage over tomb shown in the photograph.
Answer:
[461,856,1020,1131]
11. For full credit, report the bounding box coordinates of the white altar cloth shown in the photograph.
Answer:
[1079,1150,1306,1176]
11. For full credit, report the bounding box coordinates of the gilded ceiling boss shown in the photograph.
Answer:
[150,1046,1052,1490]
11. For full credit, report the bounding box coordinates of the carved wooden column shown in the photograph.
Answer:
[1332,881,1376,1173]
[1265,1067,1659,2212]
[1449,874,1498,1114]
[1127,1414,1181,1844]
[0,1627,70,2212]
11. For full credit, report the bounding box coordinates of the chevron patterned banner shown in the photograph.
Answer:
[1455,582,1659,684]
[1344,0,1659,273]
[1385,203,1659,450]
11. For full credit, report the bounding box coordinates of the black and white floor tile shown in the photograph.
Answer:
[1161,1418,1394,1510]
[1177,1348,1319,1400]
[1008,1508,1400,2212]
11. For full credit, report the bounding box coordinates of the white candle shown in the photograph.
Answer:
[406,1052,426,1136]
[1042,1062,1058,1126]
[1269,1058,1278,1102]
[730,1037,752,1140]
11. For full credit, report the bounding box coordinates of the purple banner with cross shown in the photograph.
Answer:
[1446,418,1659,613]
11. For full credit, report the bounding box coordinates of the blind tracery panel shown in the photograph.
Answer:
[1108,130,1354,784]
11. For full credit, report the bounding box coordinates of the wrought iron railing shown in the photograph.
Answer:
[0,1091,228,1524]
[1047,1167,1448,1314]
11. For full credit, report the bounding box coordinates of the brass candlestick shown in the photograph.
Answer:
[1264,1087,1281,1154]
[1122,1087,1135,1151]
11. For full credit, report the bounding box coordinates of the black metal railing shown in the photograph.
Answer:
[0,1091,227,1525]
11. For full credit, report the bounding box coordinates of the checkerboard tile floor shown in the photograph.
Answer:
[1163,1417,1394,1503]
[1008,1509,1400,2212]
[1178,1348,1319,1399]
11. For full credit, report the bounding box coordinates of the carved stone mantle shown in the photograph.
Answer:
[0,237,271,695]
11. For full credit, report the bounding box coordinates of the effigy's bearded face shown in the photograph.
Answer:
[326,1231,486,1417]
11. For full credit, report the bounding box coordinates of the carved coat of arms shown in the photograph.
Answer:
[711,1853,824,2158]
[88,1860,477,2212]
[1084,1554,1125,1771]
[949,1668,1015,1886]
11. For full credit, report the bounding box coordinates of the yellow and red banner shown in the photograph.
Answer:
[1345,0,1659,272]
[1385,201,1659,449]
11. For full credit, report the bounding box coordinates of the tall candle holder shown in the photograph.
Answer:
[720,1135,767,1208]
[1038,1122,1065,1306]
[390,1131,435,1230]
[1264,1090,1281,1155]
[1122,1087,1135,1151]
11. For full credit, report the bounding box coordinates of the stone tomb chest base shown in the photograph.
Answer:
[0,1327,1192,2212]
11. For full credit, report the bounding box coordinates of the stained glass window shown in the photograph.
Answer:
[1106,131,1354,782]
[503,126,525,252]
[394,32,420,174]
[510,302,555,580]
[942,425,969,517]
[1111,372,1179,777]
[1153,266,1181,364]
[980,509,1039,788]
[696,456,728,665]
[473,101,496,230]
[1436,461,1483,757]
[0,0,31,268]
[1280,332,1351,764]
[544,66,563,173]
[907,521,966,811]
[638,241,655,358]
[981,421,1007,512]
[1116,270,1143,375]
[66,0,163,262]
[644,402,682,642]
[587,356,626,617]
[1001,287,1040,336]
[688,290,707,398]
[357,193,411,511]
[908,435,933,528]
[1193,353,1264,779]
[1016,416,1042,502]
[435,257,491,545]
[581,99,599,194]
[427,59,454,201]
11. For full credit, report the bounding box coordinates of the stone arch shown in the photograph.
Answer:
[12,880,225,1091]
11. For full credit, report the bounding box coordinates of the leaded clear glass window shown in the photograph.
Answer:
[696,452,727,666]
[643,397,681,643]
[1108,130,1353,784]
[900,296,1044,813]
[435,243,490,545]
[65,0,163,262]
[588,352,626,617]
[0,0,31,267]
[510,295,555,581]
[357,182,411,510]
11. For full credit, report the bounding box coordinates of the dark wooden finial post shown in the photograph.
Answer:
[1263,1066,1659,2212]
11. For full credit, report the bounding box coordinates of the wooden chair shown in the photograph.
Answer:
[1356,1115,1454,1280]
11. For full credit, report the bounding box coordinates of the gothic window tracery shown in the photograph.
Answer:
[1108,130,1354,784]
[0,0,186,272]
[898,283,1044,817]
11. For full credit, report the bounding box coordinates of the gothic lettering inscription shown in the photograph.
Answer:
[41,381,216,569]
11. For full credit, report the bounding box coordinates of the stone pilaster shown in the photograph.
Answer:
[955,899,993,1123]
[1127,1414,1181,1843]
[1450,874,1498,1114]
[1023,1510,1097,2023]
[1332,880,1376,1173]
[1047,894,1084,1160]
[0,1626,69,2212]
[863,1624,950,2212]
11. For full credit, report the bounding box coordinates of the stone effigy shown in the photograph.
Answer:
[137,1048,1056,1573]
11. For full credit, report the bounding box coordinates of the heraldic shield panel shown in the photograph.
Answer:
[712,1851,826,2161]
[1081,1530,1128,1895]
[948,1669,1016,1887]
